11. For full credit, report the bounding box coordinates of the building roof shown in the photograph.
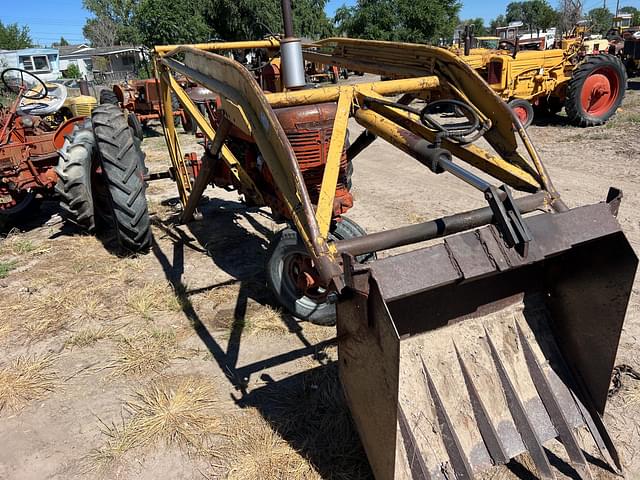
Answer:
[59,44,141,59]
[0,47,58,55]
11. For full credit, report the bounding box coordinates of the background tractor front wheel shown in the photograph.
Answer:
[566,54,627,127]
[91,104,151,253]
[266,217,372,326]
[508,99,534,128]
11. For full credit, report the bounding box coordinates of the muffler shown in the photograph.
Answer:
[336,193,637,479]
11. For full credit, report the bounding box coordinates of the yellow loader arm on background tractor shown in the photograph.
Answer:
[152,35,637,480]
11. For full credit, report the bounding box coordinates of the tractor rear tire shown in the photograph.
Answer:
[127,112,144,141]
[91,104,151,253]
[566,54,627,127]
[266,216,372,326]
[99,89,119,106]
[508,99,534,128]
[55,118,97,232]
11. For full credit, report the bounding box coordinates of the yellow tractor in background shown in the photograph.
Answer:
[58,0,637,477]
[453,24,627,127]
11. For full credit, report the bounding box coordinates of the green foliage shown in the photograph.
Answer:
[489,14,507,34]
[506,0,557,33]
[588,7,614,35]
[0,21,32,50]
[136,0,211,47]
[83,0,141,45]
[463,17,487,36]
[53,36,70,47]
[620,6,640,26]
[334,0,462,44]
[0,260,16,279]
[64,63,82,79]
[204,0,332,41]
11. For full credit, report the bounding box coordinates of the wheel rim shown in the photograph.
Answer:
[580,66,620,117]
[283,252,328,302]
[512,105,530,125]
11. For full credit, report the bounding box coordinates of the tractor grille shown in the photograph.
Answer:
[74,101,96,117]
[487,61,503,85]
[286,129,349,199]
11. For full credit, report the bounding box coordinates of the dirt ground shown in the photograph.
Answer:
[1,76,640,480]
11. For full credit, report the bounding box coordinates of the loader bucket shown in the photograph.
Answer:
[336,199,637,479]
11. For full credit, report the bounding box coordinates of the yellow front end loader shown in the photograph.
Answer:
[146,4,637,477]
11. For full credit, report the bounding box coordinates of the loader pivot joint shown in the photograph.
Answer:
[485,184,532,254]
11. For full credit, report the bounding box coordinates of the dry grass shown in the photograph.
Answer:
[89,376,222,468]
[18,285,112,340]
[125,282,186,319]
[244,305,289,336]
[109,329,181,376]
[203,284,239,308]
[0,235,50,257]
[0,354,57,412]
[258,365,371,479]
[223,409,320,480]
[65,325,120,348]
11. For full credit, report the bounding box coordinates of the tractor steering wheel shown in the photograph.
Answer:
[498,40,517,54]
[1,68,48,100]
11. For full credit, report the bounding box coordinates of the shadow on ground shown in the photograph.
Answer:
[150,197,373,477]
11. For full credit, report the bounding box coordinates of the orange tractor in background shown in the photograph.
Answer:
[100,78,192,139]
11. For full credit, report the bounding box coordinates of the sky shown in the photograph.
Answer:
[3,0,640,47]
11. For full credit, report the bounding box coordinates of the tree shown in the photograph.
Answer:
[489,14,507,34]
[83,0,141,45]
[620,6,640,26]
[0,21,32,50]
[52,36,70,47]
[64,63,82,79]
[463,17,487,36]
[588,7,614,34]
[506,1,557,34]
[136,0,211,47]
[334,0,462,44]
[83,17,118,46]
[204,0,333,41]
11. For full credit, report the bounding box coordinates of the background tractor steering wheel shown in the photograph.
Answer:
[498,40,517,54]
[1,68,48,100]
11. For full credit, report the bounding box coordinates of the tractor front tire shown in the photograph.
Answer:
[508,99,535,128]
[99,89,119,106]
[266,216,372,326]
[55,119,96,232]
[91,104,151,253]
[566,54,627,127]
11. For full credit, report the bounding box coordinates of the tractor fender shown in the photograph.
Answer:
[53,116,87,150]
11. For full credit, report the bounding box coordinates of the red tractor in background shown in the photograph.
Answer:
[100,78,191,139]
[0,69,85,220]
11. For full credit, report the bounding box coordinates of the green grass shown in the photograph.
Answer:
[0,260,17,279]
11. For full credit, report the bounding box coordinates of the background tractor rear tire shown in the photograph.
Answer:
[91,104,151,253]
[508,99,534,128]
[266,216,372,326]
[127,111,144,141]
[99,89,119,106]
[55,119,97,232]
[566,54,627,127]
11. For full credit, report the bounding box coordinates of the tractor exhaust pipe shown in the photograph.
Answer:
[280,0,306,89]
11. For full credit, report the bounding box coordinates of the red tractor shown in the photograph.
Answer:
[0,69,84,220]
[100,78,190,139]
